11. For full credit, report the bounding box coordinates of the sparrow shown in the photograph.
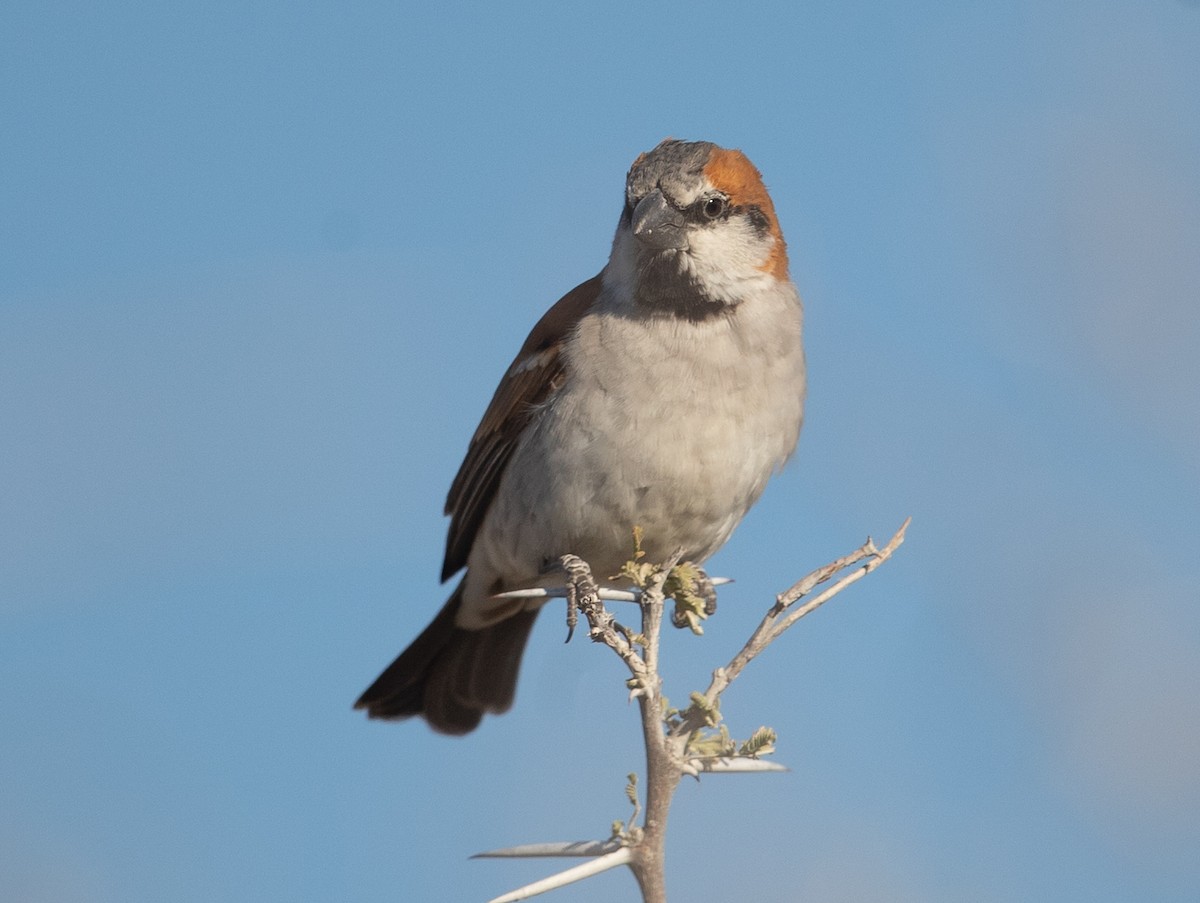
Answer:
[356,139,806,734]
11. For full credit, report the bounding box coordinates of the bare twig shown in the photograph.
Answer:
[679,518,912,733]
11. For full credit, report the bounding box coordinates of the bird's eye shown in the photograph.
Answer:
[702,196,728,220]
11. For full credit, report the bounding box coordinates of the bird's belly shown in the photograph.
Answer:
[480,366,795,585]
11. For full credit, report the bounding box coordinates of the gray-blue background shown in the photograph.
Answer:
[3,3,1198,900]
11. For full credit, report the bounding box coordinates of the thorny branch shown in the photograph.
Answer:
[480,518,911,903]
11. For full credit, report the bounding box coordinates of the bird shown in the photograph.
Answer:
[355,139,806,734]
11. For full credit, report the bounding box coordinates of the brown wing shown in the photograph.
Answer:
[440,274,602,581]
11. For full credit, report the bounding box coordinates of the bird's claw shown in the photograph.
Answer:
[667,562,718,632]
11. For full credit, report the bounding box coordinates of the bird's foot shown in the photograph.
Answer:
[559,554,599,643]
[666,562,718,634]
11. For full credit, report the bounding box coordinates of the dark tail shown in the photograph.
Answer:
[354,582,540,735]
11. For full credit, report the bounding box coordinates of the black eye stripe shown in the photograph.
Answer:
[744,205,770,235]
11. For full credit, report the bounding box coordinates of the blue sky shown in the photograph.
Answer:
[3,2,1198,901]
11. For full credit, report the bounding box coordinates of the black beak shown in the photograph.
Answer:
[631,189,688,250]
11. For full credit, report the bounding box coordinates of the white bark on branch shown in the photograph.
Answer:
[483,848,634,903]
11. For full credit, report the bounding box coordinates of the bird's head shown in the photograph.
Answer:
[607,139,790,319]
